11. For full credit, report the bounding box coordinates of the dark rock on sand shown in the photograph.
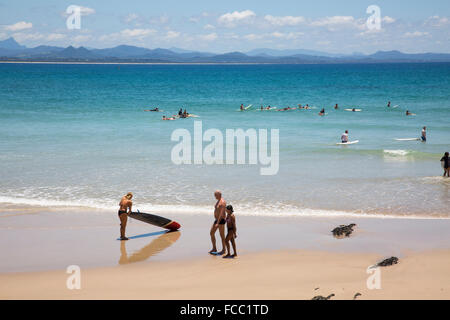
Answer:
[331,224,356,238]
[377,257,399,267]
[312,294,335,300]
[353,293,362,300]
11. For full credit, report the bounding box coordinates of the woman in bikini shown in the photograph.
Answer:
[118,192,133,240]
[223,205,237,258]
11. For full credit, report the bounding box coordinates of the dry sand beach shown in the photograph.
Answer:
[1,249,449,300]
[1,205,449,300]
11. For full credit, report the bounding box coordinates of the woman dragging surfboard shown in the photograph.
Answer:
[223,205,237,259]
[118,192,133,241]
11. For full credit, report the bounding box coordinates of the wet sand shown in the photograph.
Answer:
[1,205,450,299]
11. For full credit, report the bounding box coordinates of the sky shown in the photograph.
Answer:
[0,0,449,54]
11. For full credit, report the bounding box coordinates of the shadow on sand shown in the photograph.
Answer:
[119,230,181,265]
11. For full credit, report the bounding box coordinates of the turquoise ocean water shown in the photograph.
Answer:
[0,63,449,218]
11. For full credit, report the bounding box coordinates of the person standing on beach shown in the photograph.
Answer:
[118,192,133,241]
[210,190,226,255]
[421,127,427,142]
[223,205,237,258]
[441,152,450,178]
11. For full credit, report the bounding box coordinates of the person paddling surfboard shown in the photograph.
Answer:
[341,130,349,143]
[118,192,133,241]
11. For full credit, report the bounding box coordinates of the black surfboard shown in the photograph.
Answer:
[129,211,181,231]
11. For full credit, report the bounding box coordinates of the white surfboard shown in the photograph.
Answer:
[337,140,359,145]
[395,138,420,141]
[245,104,253,110]
[345,109,362,112]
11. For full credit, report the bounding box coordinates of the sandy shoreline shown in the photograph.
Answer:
[1,249,449,300]
[1,205,450,299]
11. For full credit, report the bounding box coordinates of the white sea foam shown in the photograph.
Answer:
[0,196,447,220]
[383,149,409,156]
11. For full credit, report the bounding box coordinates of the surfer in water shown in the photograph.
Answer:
[387,101,391,108]
[341,130,349,143]
[441,152,450,178]
[319,108,325,116]
[421,126,427,142]
[240,104,244,111]
[223,205,237,258]
[118,192,133,241]
[210,190,227,255]
[334,104,339,110]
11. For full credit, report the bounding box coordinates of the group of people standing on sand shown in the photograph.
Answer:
[209,190,237,258]
[116,190,238,258]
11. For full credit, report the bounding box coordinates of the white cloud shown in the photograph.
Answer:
[79,6,95,16]
[243,33,264,41]
[73,35,93,43]
[424,16,449,27]
[204,24,215,30]
[5,21,33,31]
[120,28,156,38]
[11,32,43,42]
[218,10,256,27]
[310,16,355,27]
[149,15,169,25]
[124,13,139,24]
[404,31,430,38]
[270,31,303,40]
[165,31,180,39]
[47,33,66,41]
[243,31,303,41]
[198,33,217,41]
[383,16,396,24]
[99,28,156,43]
[264,15,305,26]
[316,40,332,46]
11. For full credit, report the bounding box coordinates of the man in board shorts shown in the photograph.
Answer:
[209,190,226,255]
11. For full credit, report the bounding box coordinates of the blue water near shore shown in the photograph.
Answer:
[0,63,449,217]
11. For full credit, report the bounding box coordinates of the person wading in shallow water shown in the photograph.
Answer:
[209,190,226,255]
[118,192,133,240]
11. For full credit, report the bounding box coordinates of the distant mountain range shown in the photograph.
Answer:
[1,37,449,64]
